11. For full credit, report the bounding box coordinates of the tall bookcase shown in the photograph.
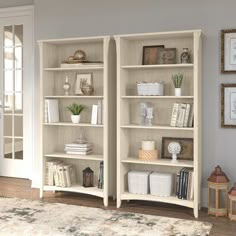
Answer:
[38,36,116,206]
[115,30,202,217]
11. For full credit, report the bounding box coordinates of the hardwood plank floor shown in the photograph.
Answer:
[0,177,235,236]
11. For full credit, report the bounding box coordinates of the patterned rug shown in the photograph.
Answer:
[0,198,212,236]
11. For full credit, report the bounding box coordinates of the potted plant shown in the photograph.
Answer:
[67,103,86,123]
[172,73,183,96]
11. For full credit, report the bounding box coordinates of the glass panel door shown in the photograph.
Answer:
[3,25,24,161]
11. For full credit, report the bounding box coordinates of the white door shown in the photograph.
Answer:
[0,7,34,178]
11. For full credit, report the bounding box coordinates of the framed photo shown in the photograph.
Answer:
[75,73,93,95]
[157,48,176,64]
[221,84,236,128]
[221,29,236,73]
[142,45,164,65]
[161,137,193,160]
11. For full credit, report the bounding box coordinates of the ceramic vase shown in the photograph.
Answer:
[71,115,80,123]
[174,88,182,96]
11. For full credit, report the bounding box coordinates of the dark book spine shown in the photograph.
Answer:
[178,168,184,199]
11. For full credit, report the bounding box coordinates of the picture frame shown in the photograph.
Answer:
[221,84,236,128]
[75,73,93,95]
[142,45,164,65]
[221,29,236,73]
[157,48,177,64]
[161,137,193,160]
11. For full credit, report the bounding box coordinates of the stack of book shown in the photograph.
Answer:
[176,168,194,200]
[97,161,104,189]
[45,160,76,187]
[170,103,194,128]
[64,142,93,155]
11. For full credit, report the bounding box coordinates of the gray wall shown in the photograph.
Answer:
[0,0,33,8]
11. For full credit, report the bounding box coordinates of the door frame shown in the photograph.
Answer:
[0,5,34,180]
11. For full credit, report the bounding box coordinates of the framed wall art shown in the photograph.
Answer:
[142,45,164,65]
[157,48,176,64]
[221,84,236,128]
[161,137,193,160]
[75,73,93,95]
[221,29,236,73]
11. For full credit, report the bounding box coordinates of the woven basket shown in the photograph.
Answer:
[139,149,158,161]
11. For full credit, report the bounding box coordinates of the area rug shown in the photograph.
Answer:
[0,197,212,236]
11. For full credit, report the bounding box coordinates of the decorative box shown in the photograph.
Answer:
[128,171,151,194]
[139,149,158,161]
[137,82,164,96]
[150,172,173,197]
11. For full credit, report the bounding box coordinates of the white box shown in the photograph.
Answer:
[128,171,150,194]
[150,172,173,197]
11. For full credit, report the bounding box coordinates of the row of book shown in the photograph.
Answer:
[45,160,76,187]
[170,103,194,128]
[45,99,59,123]
[176,168,194,200]
[64,142,93,155]
[91,100,103,125]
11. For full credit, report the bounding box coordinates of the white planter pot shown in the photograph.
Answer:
[174,88,182,96]
[71,115,80,123]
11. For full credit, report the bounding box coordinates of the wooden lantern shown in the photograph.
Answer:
[207,165,229,217]
[83,167,94,188]
[228,183,236,221]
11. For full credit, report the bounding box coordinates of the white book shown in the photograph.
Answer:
[58,165,66,187]
[188,104,194,127]
[65,150,93,155]
[46,99,59,123]
[44,100,48,123]
[170,103,180,127]
[97,100,102,125]
[65,143,93,148]
[176,103,187,128]
[91,104,98,125]
[63,165,72,187]
[183,103,191,127]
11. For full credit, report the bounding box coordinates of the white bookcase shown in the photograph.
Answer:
[38,36,116,206]
[115,30,202,217]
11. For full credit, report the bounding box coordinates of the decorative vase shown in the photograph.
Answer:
[71,115,80,123]
[180,48,191,64]
[168,142,181,162]
[81,85,94,95]
[174,88,182,96]
[63,76,71,95]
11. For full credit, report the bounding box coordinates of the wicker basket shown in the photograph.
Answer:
[139,149,158,161]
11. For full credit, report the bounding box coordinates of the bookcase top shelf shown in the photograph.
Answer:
[122,158,193,168]
[44,153,103,161]
[44,66,104,71]
[44,96,104,99]
[120,124,194,131]
[43,184,104,198]
[43,122,103,128]
[121,192,194,208]
[121,64,194,69]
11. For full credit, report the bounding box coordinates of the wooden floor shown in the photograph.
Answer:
[0,177,235,236]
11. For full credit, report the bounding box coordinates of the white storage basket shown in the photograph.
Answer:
[137,82,164,96]
[150,172,173,197]
[128,171,150,194]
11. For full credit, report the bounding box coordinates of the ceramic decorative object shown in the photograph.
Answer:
[81,85,94,95]
[71,115,80,124]
[146,107,154,126]
[180,48,191,63]
[139,102,148,125]
[74,50,86,61]
[168,142,181,162]
[175,88,182,96]
[63,76,71,95]
[67,103,86,124]
[172,73,183,96]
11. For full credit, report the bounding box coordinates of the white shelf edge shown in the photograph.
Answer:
[121,96,193,99]
[43,122,103,128]
[120,125,194,131]
[44,66,104,71]
[122,157,194,168]
[44,96,104,99]
[43,184,104,198]
[121,192,194,208]
[121,64,193,69]
[44,152,103,161]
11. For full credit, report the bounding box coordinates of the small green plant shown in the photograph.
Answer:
[172,73,184,88]
[67,103,86,115]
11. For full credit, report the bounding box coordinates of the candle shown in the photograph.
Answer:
[142,140,155,150]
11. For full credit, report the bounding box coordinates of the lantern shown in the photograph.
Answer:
[228,183,236,221]
[83,167,94,187]
[207,165,229,217]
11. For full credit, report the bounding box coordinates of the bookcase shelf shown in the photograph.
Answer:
[115,30,202,218]
[44,153,104,161]
[121,158,194,168]
[38,36,116,207]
